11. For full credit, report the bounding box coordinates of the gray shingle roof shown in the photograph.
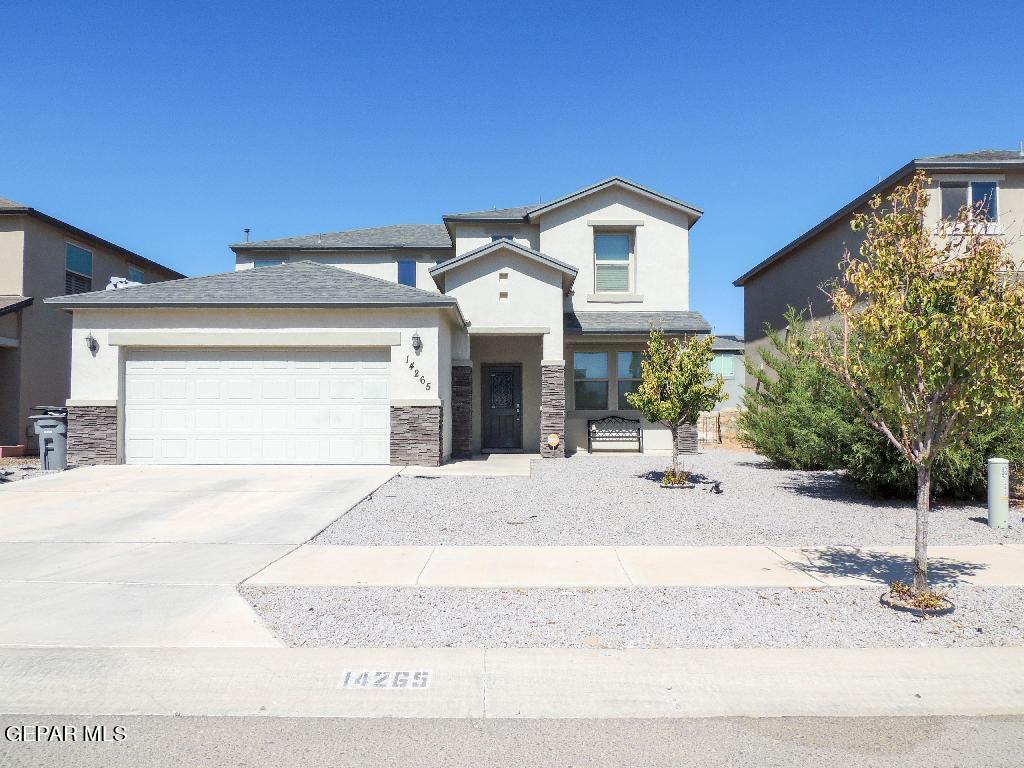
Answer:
[0,196,28,210]
[442,205,537,220]
[712,335,745,351]
[734,148,1024,287]
[0,295,32,316]
[565,311,711,335]
[234,224,452,250]
[45,260,458,309]
[917,149,1024,164]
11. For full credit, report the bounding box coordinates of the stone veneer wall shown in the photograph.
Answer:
[390,405,443,466]
[451,365,473,459]
[67,405,118,465]
[676,423,699,454]
[539,364,565,458]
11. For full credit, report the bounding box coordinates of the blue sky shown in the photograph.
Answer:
[2,1,1022,334]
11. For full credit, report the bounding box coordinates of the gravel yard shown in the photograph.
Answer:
[314,450,1021,546]
[241,584,1024,649]
[0,456,44,485]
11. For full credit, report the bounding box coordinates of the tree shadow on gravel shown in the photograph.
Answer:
[638,470,721,487]
[783,546,987,585]
[778,472,906,507]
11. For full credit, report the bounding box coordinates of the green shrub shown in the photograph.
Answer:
[740,309,1024,501]
[738,310,852,470]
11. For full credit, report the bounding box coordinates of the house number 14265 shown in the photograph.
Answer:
[405,355,432,391]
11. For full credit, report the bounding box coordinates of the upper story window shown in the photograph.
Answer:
[127,266,145,284]
[711,353,735,379]
[940,181,998,222]
[397,260,417,287]
[253,258,286,268]
[594,232,633,293]
[65,243,93,294]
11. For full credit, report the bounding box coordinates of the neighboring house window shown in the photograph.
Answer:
[616,352,642,409]
[711,353,735,379]
[397,260,417,287]
[573,352,609,409]
[127,266,145,284]
[491,234,514,242]
[594,233,632,292]
[65,243,93,294]
[253,258,286,268]
[940,181,998,221]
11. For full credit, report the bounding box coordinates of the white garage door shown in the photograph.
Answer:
[124,349,390,464]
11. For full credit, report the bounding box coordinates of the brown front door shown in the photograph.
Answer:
[482,364,522,450]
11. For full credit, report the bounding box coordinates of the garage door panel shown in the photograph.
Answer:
[125,349,390,464]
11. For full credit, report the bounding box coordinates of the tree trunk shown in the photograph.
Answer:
[913,464,931,594]
[670,424,679,478]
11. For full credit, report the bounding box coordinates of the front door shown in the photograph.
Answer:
[482,364,522,450]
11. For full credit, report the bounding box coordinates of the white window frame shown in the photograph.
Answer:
[936,177,1002,235]
[593,231,635,294]
[711,353,735,379]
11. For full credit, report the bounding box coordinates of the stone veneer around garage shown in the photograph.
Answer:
[451,364,473,459]
[66,405,118,465]
[390,405,443,466]
[539,363,566,458]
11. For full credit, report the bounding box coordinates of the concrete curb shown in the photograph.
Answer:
[2,646,1023,719]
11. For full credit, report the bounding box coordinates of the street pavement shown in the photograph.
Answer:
[2,714,1023,767]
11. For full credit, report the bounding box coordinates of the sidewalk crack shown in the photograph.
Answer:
[415,546,437,585]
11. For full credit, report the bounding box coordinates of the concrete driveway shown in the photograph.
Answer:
[0,465,397,647]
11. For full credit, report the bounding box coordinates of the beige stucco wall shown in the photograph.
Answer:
[469,334,542,453]
[1,215,179,445]
[234,249,449,292]
[536,187,692,313]
[741,169,1024,388]
[452,223,540,256]
[68,306,454,460]
[439,247,565,359]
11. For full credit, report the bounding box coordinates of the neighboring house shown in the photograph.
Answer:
[734,149,1024,386]
[47,177,717,467]
[0,195,184,454]
[711,335,745,411]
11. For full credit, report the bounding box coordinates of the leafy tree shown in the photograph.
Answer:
[627,329,726,479]
[816,171,1024,594]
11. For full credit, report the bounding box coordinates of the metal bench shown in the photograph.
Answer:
[587,416,643,453]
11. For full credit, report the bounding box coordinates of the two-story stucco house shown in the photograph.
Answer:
[47,177,713,467]
[0,195,184,455]
[734,150,1024,386]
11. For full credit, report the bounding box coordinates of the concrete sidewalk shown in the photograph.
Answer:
[2,646,1022,718]
[246,543,1024,588]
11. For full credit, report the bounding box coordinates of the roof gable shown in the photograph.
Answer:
[45,260,460,314]
[526,177,702,223]
[429,240,577,291]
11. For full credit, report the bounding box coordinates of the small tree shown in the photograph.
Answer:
[816,171,1024,594]
[627,329,726,480]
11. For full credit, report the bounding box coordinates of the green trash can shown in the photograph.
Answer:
[30,409,68,472]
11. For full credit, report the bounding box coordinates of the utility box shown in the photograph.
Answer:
[987,457,1010,529]
[30,409,68,472]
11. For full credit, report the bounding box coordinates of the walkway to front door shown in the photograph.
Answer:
[481,364,522,450]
